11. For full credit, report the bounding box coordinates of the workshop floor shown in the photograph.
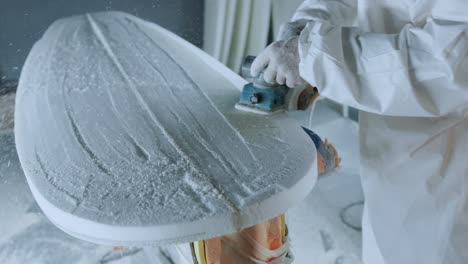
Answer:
[0,91,363,264]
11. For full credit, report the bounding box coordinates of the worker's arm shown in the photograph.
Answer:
[252,0,359,88]
[297,3,468,117]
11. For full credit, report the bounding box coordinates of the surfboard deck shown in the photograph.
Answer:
[14,11,317,246]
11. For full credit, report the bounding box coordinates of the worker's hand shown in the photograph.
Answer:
[250,36,305,88]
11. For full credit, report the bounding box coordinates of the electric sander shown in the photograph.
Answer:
[236,56,319,115]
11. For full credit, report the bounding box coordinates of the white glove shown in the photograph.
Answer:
[250,36,305,88]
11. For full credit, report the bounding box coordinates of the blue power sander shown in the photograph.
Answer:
[235,56,290,115]
[236,56,319,115]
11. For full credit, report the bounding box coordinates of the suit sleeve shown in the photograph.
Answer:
[296,1,468,117]
[278,0,357,40]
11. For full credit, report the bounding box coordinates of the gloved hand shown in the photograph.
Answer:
[251,20,307,88]
[250,36,305,88]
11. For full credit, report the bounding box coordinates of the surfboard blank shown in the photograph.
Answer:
[15,11,317,245]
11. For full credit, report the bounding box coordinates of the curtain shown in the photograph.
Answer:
[203,0,271,73]
[203,0,309,73]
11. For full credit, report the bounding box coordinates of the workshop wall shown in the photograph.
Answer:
[0,0,204,81]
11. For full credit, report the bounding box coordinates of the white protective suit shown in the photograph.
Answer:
[286,0,468,263]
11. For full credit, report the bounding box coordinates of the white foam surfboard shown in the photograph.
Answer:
[15,11,317,246]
